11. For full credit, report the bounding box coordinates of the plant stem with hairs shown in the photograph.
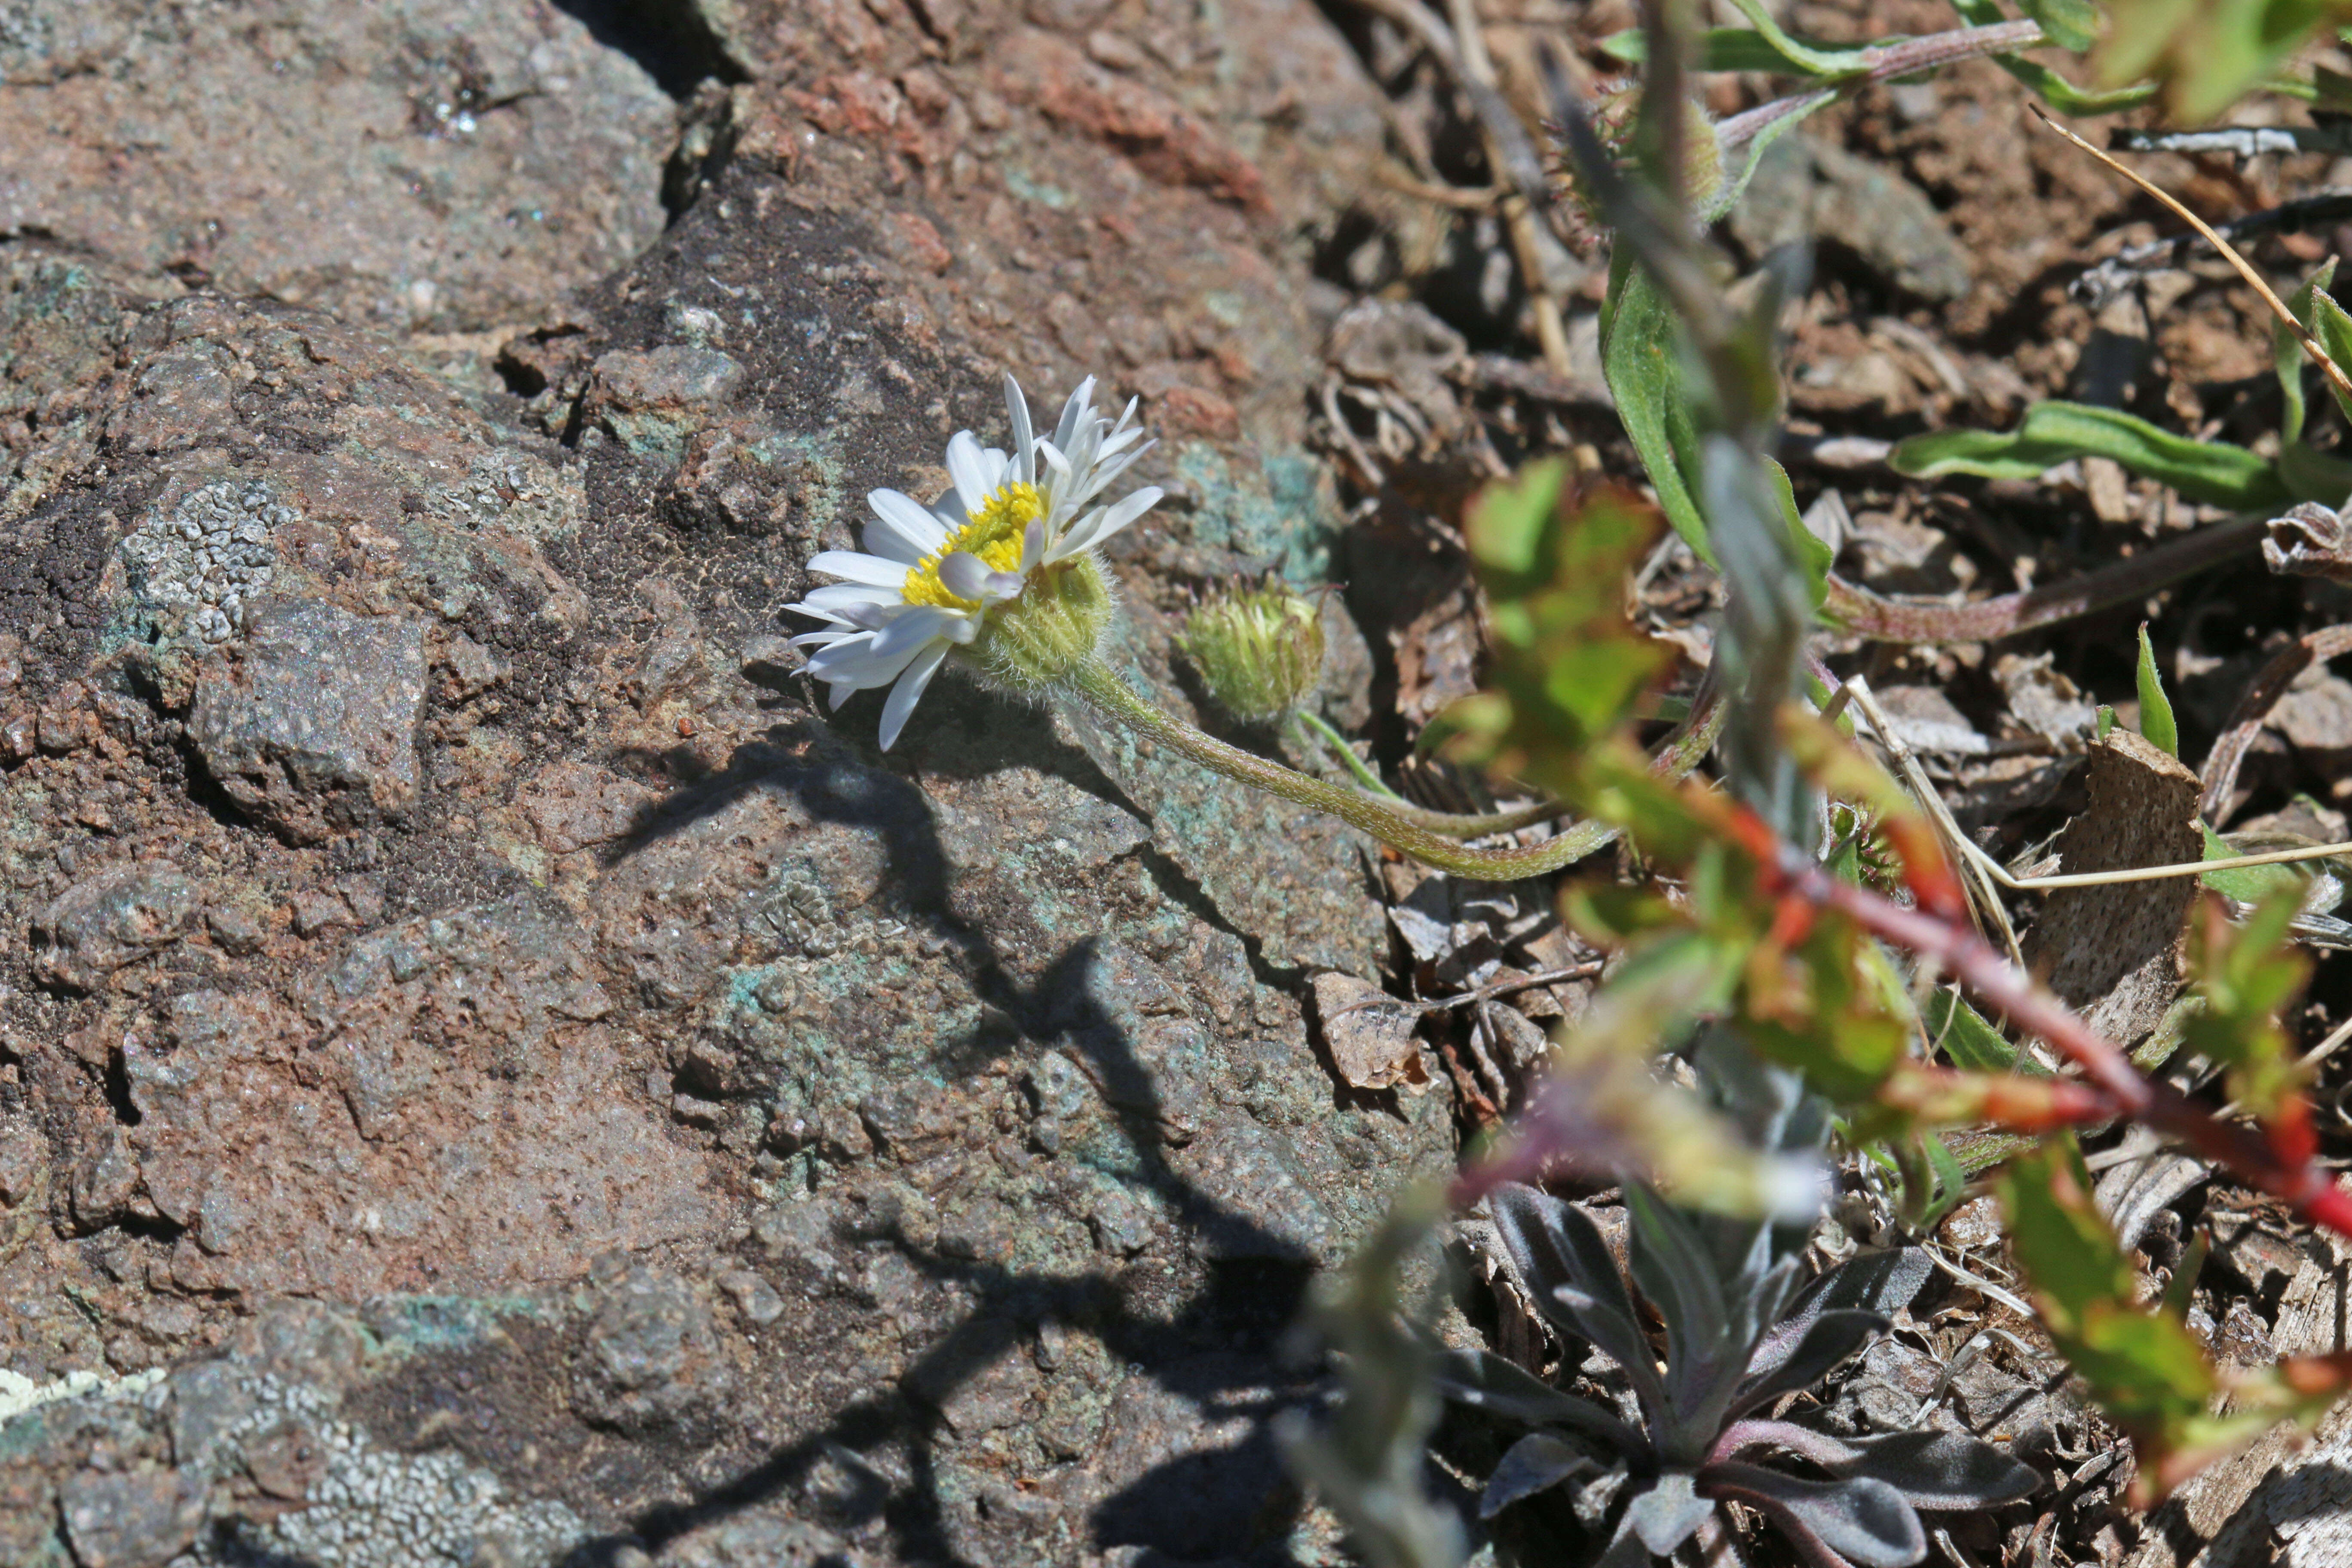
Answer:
[1066,654,1722,878]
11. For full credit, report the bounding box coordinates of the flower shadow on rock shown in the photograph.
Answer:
[564,715,1376,1567]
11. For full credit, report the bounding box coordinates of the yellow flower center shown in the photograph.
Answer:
[902,482,1041,610]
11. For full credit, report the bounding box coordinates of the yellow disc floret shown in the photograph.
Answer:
[902,482,1042,610]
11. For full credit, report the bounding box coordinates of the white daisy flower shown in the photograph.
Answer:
[787,374,1162,749]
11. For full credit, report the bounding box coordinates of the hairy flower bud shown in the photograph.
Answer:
[1549,83,1726,247]
[1177,578,1327,723]
[965,553,1115,692]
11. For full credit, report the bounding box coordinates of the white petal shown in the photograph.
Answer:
[808,635,922,690]
[982,570,1026,600]
[979,444,1011,495]
[1020,518,1046,573]
[1054,377,1095,449]
[869,604,959,658]
[806,550,910,588]
[827,681,855,711]
[867,489,951,560]
[789,616,859,640]
[1054,486,1162,559]
[802,584,903,618]
[936,551,994,601]
[1005,375,1035,487]
[946,431,992,514]
[1036,438,1073,477]
[876,641,950,750]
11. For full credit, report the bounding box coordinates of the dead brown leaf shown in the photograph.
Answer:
[1310,971,1432,1093]
[2020,730,2202,1047]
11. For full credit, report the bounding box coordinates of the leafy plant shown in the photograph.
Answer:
[1439,1182,2040,1565]
[1997,1135,2352,1500]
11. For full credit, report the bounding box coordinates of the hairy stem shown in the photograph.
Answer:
[1069,656,1629,878]
[1823,517,2265,644]
[1715,19,2044,151]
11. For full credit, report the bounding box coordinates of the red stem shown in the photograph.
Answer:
[1764,836,2352,1238]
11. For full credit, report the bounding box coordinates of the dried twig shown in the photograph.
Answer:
[2201,625,2352,822]
[1828,668,2022,963]
[1373,162,1504,210]
[2074,191,2352,307]
[1439,0,1572,376]
[1327,962,1608,1020]
[1340,0,1571,372]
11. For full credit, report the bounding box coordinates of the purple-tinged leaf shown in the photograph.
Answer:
[1728,1308,1889,1420]
[1828,1430,2042,1510]
[1487,1185,1666,1420]
[1700,1462,1926,1568]
[1750,1247,1929,1384]
[1431,1345,1648,1456]
[1479,1433,1597,1517]
[1627,1472,1718,1556]
[1710,1418,1862,1467]
[1625,1184,1731,1364]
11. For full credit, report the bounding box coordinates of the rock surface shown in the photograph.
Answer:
[0,0,1447,1562]
[0,0,678,332]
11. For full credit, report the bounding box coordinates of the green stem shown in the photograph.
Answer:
[1290,709,1575,840]
[1292,709,1406,800]
[1068,657,1723,879]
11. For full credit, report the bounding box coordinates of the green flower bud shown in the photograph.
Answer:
[965,553,1115,692]
[1177,578,1327,724]
[1549,83,1726,246]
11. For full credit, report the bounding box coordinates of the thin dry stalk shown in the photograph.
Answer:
[1834,670,2024,964]
[2032,107,2352,410]
[1440,0,1572,376]
[2201,625,2352,822]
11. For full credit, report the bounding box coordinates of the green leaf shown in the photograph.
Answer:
[1882,1130,1971,1230]
[1923,988,2050,1077]
[2064,1298,2223,1434]
[1998,1136,2224,1473]
[1890,401,2289,511]
[1602,255,1715,563]
[1721,0,1883,76]
[2018,0,2098,51]
[2095,704,2117,740]
[2135,624,2179,758]
[2274,438,2352,505]
[2096,0,2348,125]
[1999,57,2162,113]
[1770,458,1832,610]
[1702,89,1838,221]
[1463,462,1676,802]
[1946,0,2161,113]
[1600,26,1833,74]
[1998,1137,2136,1329]
[2275,259,2336,444]
[2182,889,2312,1121]
[2308,290,2352,426]
[2199,821,2315,904]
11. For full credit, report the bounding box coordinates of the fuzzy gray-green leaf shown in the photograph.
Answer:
[1827,1430,2042,1510]
[1479,1433,1597,1518]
